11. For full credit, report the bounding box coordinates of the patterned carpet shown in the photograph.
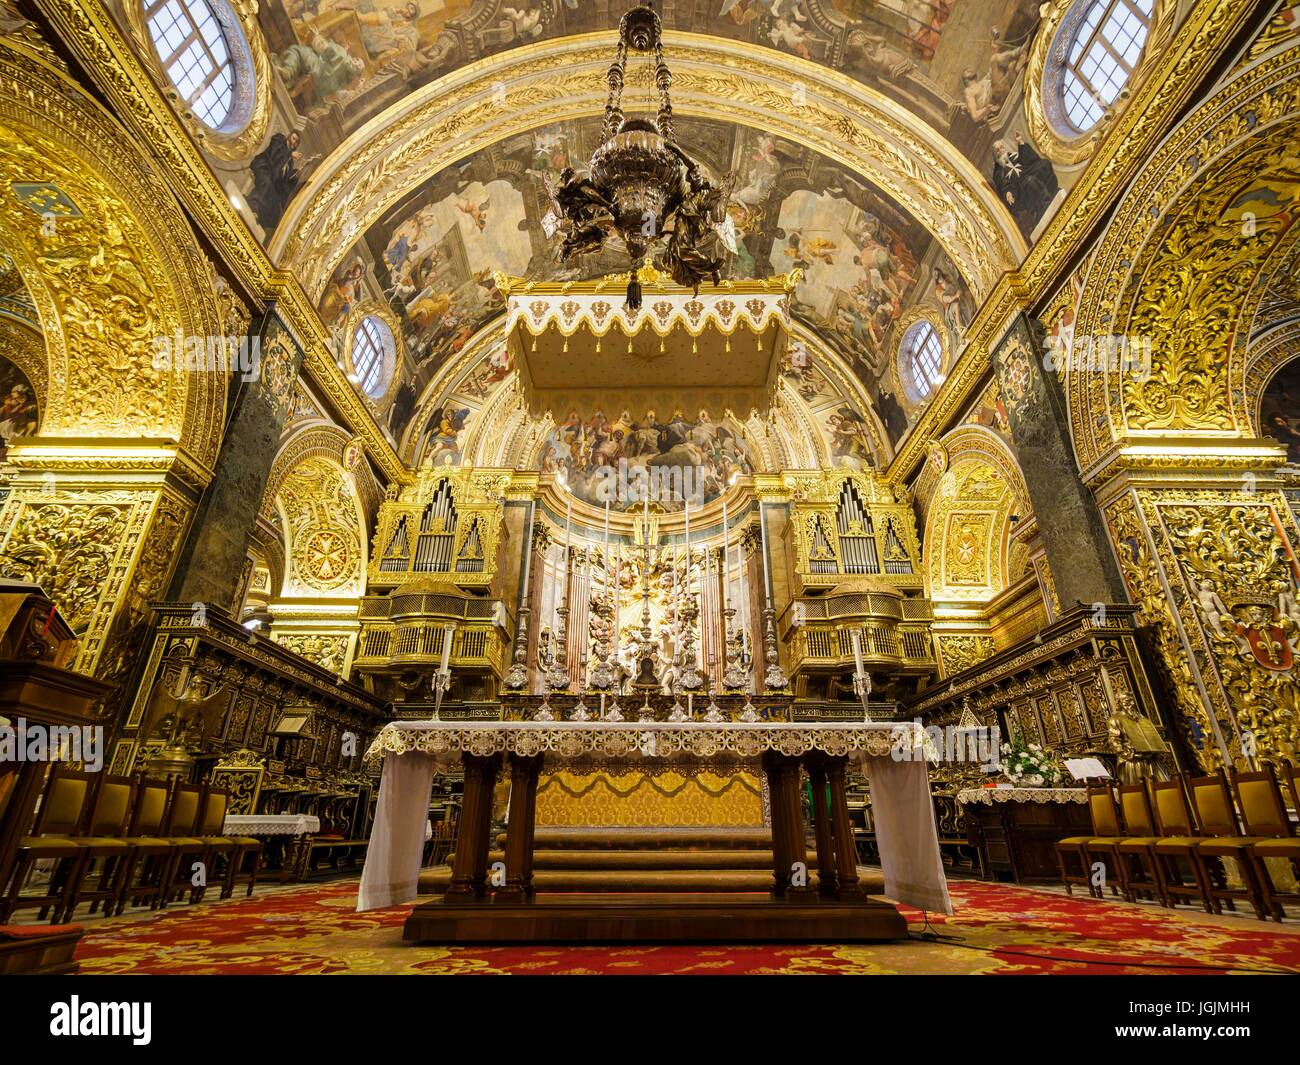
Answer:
[73,880,1300,975]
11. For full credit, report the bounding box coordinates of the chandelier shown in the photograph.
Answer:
[544,1,731,310]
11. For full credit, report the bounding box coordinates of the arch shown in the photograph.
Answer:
[273,34,1025,303]
[922,428,1033,605]
[262,422,379,528]
[1067,44,1300,472]
[924,458,1018,604]
[273,453,367,599]
[0,44,227,467]
[398,311,901,482]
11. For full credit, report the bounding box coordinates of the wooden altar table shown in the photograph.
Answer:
[357,721,951,943]
[956,787,1090,884]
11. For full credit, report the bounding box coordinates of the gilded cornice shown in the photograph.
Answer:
[273,32,1025,301]
[886,0,1264,485]
[28,0,408,485]
[6,438,213,495]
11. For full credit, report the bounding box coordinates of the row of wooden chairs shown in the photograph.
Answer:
[0,764,264,925]
[1055,764,1300,922]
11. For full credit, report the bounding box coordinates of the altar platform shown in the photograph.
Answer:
[358,720,950,944]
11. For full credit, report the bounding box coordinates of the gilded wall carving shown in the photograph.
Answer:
[937,633,997,676]
[0,485,190,674]
[1068,46,1300,472]
[276,456,366,597]
[0,44,226,467]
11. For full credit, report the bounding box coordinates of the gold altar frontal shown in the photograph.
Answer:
[535,768,764,827]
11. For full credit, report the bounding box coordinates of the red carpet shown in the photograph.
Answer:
[73,881,1300,975]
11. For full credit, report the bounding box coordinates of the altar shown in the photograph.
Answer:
[358,720,950,943]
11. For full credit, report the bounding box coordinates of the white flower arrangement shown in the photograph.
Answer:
[999,738,1061,787]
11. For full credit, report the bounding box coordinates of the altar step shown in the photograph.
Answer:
[418,825,884,895]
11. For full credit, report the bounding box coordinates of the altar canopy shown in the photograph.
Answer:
[499,267,795,421]
[357,721,952,915]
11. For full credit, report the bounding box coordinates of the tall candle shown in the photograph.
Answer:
[612,555,621,658]
[738,533,750,647]
[441,623,455,671]
[721,498,730,613]
[851,628,864,675]
[758,503,772,606]
[672,543,680,636]
[563,495,573,621]
[520,504,534,593]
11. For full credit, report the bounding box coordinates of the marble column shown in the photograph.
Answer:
[168,308,303,612]
[991,313,1128,608]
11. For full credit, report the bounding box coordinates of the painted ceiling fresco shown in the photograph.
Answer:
[321,115,974,453]
[241,0,1065,246]
[406,335,876,511]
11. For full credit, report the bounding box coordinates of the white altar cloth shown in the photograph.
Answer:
[223,814,321,835]
[356,720,952,915]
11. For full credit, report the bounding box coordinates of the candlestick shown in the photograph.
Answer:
[503,510,536,690]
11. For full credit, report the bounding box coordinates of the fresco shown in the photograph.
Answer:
[537,409,754,510]
[322,116,972,451]
[242,0,1069,244]
[960,380,1013,444]
[0,353,39,450]
[1261,360,1300,465]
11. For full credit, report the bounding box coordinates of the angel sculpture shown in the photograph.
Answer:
[658,167,733,292]
[545,167,615,262]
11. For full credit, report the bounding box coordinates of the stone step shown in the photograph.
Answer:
[496,826,773,850]
[418,866,884,894]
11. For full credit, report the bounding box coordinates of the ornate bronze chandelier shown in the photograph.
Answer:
[544,1,731,310]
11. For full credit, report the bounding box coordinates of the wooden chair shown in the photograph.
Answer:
[60,774,137,922]
[159,781,206,908]
[1055,786,1123,897]
[0,764,95,924]
[113,776,183,914]
[193,786,262,900]
[1232,763,1300,922]
[1112,782,1165,905]
[1149,776,1214,912]
[1187,769,1268,920]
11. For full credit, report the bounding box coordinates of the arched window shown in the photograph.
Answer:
[144,0,249,131]
[901,321,943,399]
[1060,0,1154,132]
[350,315,395,399]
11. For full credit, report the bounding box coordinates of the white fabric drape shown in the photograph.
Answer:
[356,751,437,911]
[857,753,953,914]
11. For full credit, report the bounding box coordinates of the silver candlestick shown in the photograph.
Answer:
[761,603,789,691]
[853,669,873,722]
[431,666,451,720]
